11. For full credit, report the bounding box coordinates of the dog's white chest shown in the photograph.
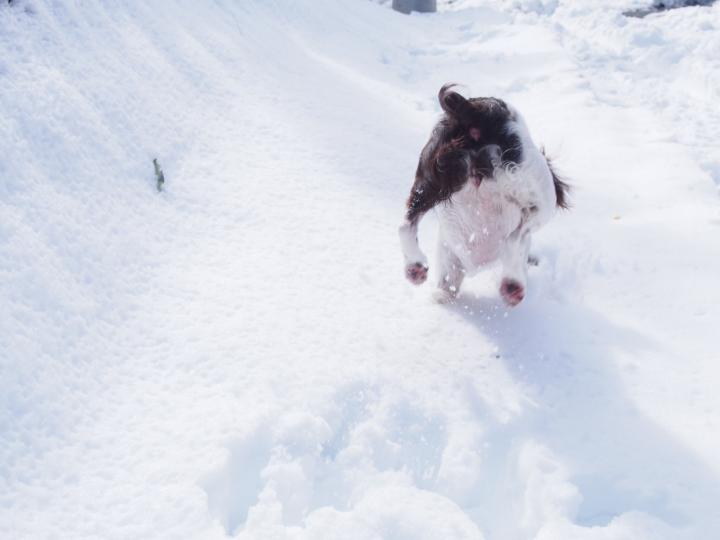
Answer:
[437,182,523,271]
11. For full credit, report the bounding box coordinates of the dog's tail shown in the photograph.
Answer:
[541,148,570,209]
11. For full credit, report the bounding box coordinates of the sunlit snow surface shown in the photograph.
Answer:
[1,1,719,539]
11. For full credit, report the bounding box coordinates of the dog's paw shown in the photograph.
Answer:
[405,262,428,285]
[433,288,457,304]
[500,278,525,307]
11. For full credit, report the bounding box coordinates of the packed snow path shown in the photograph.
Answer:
[1,1,719,539]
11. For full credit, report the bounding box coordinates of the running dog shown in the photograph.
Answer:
[399,84,569,305]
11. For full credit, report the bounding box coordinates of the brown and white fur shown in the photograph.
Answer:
[399,84,569,305]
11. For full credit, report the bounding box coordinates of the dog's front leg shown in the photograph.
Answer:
[499,227,531,306]
[400,120,465,286]
[398,167,443,285]
[399,212,429,285]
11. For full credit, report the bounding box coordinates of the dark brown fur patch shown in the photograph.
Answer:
[405,84,523,223]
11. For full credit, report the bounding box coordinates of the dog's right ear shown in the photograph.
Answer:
[438,84,472,119]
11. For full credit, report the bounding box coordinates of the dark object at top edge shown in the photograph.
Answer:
[624,0,715,18]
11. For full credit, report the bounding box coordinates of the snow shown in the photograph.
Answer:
[1,0,719,539]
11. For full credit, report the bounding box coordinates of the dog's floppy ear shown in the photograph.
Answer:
[438,84,472,119]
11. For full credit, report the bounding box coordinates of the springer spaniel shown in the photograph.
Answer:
[399,84,569,305]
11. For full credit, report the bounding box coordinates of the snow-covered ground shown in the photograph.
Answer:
[2,1,719,539]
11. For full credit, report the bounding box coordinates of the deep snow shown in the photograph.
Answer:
[1,1,719,539]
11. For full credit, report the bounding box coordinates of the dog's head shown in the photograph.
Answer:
[434,84,523,184]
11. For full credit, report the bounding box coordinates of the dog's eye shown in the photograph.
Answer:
[469,127,481,141]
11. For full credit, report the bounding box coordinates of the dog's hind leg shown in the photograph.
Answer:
[433,239,465,303]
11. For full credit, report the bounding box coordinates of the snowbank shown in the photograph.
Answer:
[1,1,719,539]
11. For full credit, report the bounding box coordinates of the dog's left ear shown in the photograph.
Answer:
[438,84,473,120]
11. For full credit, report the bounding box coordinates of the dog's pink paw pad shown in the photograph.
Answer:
[405,262,428,285]
[500,279,525,306]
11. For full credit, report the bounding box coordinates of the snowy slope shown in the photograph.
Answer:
[1,1,719,539]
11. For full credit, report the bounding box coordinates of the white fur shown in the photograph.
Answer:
[399,107,558,304]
